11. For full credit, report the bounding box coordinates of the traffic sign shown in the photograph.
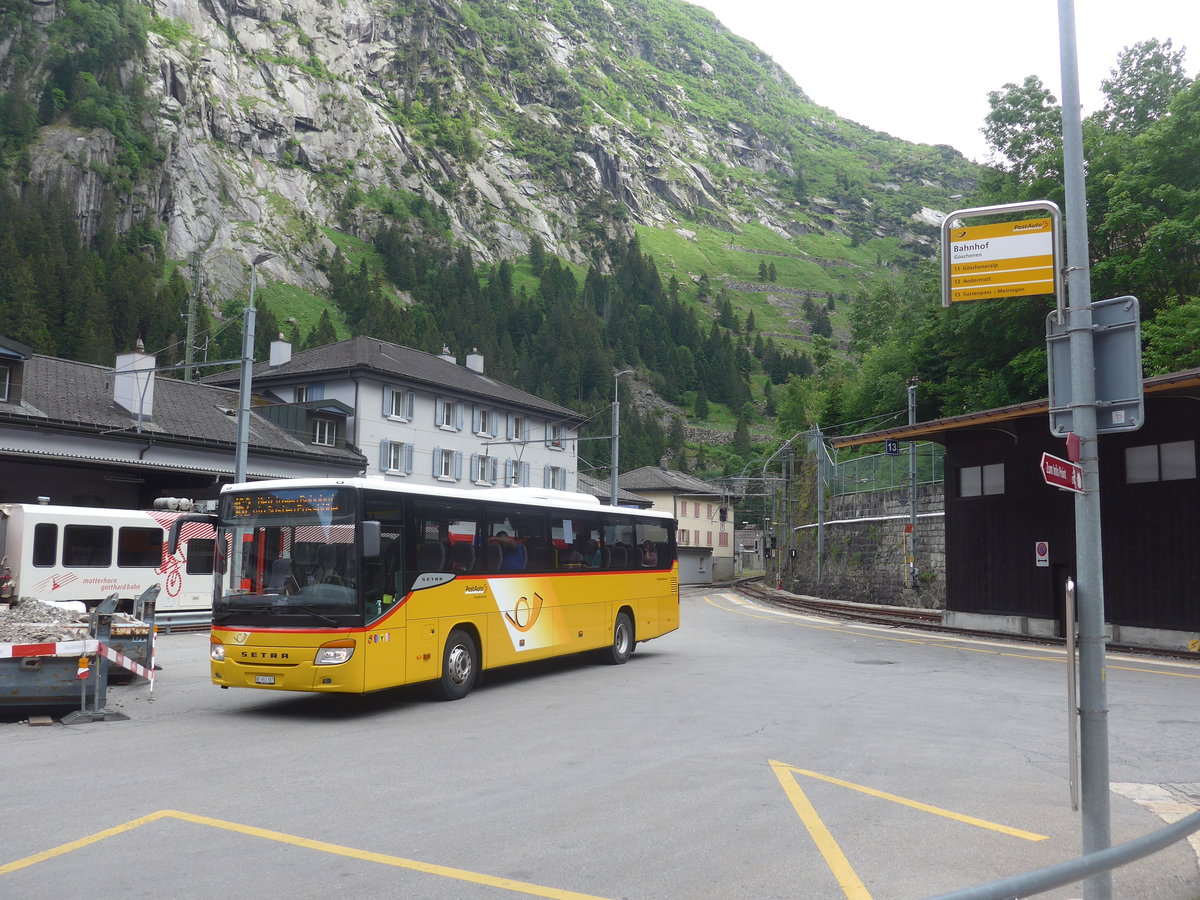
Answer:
[941,201,1063,309]
[1040,452,1084,493]
[1047,295,1143,436]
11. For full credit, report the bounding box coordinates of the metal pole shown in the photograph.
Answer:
[814,428,825,583]
[610,370,632,506]
[1066,576,1080,812]
[233,252,275,486]
[908,379,918,587]
[1057,2,1111,894]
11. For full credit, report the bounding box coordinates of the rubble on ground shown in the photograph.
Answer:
[0,598,141,645]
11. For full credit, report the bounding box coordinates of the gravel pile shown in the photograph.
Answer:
[0,599,90,644]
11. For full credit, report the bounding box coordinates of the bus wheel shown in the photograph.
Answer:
[434,629,478,700]
[603,611,633,665]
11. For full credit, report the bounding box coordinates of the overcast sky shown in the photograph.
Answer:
[686,0,1198,163]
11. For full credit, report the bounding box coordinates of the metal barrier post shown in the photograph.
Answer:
[1066,576,1079,811]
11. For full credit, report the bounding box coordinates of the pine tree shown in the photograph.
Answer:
[305,309,338,349]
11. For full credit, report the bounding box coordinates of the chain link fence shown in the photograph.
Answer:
[827,442,944,496]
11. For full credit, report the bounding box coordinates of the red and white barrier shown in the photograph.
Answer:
[0,639,155,684]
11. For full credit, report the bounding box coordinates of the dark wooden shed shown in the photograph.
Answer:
[833,370,1200,646]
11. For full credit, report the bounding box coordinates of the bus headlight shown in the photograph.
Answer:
[315,639,355,666]
[210,637,225,662]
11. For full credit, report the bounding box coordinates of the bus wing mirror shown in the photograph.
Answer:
[168,513,217,555]
[362,520,381,558]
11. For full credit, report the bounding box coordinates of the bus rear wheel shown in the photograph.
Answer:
[603,611,633,665]
[434,628,478,700]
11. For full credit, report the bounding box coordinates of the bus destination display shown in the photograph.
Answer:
[229,490,345,520]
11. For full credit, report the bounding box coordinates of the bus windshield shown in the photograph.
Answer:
[215,487,362,626]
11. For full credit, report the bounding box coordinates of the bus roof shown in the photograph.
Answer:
[220,478,675,521]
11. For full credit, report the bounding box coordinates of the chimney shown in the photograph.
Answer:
[113,338,156,426]
[438,345,457,365]
[269,334,292,367]
[465,347,484,373]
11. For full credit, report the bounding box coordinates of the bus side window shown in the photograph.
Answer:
[32,523,57,567]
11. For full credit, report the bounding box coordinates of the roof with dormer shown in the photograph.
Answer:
[203,336,585,425]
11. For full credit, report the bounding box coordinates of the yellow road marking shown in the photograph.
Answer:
[773,764,1047,842]
[1,810,610,899]
[0,810,171,874]
[708,596,1200,679]
[770,762,872,900]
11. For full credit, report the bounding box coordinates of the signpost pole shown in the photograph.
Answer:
[1058,1,1111,894]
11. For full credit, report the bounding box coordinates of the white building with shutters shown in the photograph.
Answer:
[205,336,585,491]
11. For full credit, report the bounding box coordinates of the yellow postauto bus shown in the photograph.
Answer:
[172,478,679,699]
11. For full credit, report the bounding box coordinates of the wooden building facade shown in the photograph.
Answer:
[833,370,1200,650]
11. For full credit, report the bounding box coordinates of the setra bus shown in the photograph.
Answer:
[171,477,679,699]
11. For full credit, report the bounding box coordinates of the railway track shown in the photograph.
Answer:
[732,578,1200,663]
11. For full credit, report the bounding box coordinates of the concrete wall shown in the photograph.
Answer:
[776,484,946,609]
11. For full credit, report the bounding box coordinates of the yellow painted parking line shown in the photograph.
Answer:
[773,764,1047,842]
[0,810,171,875]
[1,810,610,900]
[770,762,873,900]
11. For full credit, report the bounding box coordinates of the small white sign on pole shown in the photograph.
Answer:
[1035,541,1050,568]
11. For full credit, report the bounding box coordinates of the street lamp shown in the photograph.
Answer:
[610,369,634,507]
[233,251,276,485]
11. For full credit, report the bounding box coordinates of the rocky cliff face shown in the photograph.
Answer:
[6,0,976,300]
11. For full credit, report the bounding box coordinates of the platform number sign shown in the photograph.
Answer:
[884,439,900,456]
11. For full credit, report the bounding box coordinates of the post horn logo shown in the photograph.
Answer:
[504,593,544,632]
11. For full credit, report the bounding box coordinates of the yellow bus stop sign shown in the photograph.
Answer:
[941,201,1063,311]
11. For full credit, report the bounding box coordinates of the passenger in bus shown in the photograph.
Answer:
[581,539,601,568]
[641,541,657,567]
[492,531,527,570]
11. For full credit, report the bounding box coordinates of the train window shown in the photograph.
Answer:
[62,525,113,567]
[118,527,163,567]
[32,523,57,567]
[186,539,215,575]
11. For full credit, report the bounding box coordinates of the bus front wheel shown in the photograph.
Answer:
[603,611,633,665]
[434,629,478,700]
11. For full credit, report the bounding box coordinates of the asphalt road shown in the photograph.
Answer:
[2,586,1198,899]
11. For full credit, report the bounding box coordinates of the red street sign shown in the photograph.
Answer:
[1040,452,1084,493]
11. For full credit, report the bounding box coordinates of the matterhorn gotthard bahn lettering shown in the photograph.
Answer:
[949,218,1054,302]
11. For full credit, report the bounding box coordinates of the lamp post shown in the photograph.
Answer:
[233,251,276,485]
[610,369,633,507]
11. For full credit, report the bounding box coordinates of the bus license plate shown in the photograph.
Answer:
[255,675,275,685]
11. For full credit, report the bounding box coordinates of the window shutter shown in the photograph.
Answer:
[522,462,531,487]
[505,459,514,485]
[506,416,514,440]
[455,402,464,431]
[309,383,324,401]
[489,457,498,484]
[472,406,481,434]
[403,443,414,474]
[453,451,463,480]
[433,447,441,476]
[404,391,414,420]
[543,466,551,488]
[382,388,392,417]
[380,440,391,470]
[470,453,480,481]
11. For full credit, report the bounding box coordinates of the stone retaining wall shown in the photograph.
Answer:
[775,484,945,609]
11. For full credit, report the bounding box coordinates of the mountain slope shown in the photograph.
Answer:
[0,0,977,301]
